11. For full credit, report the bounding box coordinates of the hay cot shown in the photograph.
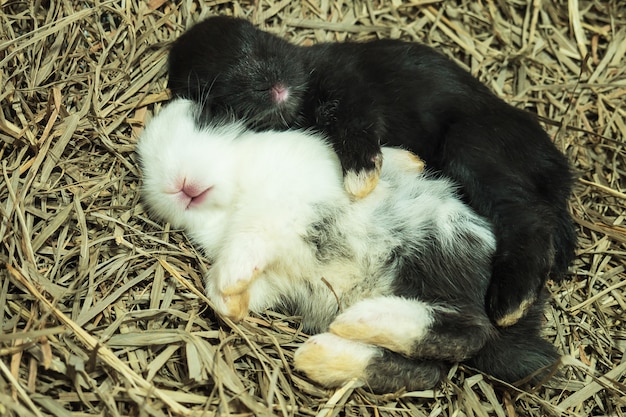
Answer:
[1,1,625,416]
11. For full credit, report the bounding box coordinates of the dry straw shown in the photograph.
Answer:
[1,0,625,416]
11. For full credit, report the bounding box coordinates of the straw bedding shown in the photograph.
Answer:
[1,1,624,416]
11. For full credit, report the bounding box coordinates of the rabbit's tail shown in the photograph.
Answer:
[465,293,561,383]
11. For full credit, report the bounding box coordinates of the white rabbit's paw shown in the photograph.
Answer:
[293,333,379,387]
[329,296,435,356]
[384,148,425,173]
[215,260,261,297]
[214,240,268,296]
[221,291,251,321]
[205,276,251,321]
[396,150,425,173]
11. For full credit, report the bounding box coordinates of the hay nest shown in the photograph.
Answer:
[1,1,625,416]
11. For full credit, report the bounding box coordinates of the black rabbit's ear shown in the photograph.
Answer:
[192,101,213,129]
[191,100,239,130]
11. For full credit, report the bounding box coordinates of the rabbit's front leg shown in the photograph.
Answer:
[205,233,274,320]
[205,278,251,321]
[311,88,384,200]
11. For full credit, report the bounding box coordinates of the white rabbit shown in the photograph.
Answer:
[137,99,559,392]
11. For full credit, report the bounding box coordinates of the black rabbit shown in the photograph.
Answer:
[167,16,576,327]
[138,98,559,392]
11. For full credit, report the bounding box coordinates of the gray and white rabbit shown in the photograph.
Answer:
[137,99,559,393]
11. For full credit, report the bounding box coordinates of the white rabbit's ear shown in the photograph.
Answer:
[137,99,197,164]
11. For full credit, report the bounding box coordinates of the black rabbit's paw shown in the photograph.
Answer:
[328,296,434,356]
[293,333,376,387]
[343,151,383,199]
[491,295,536,328]
[487,277,539,327]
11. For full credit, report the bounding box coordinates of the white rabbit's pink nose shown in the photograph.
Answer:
[174,179,212,208]
[181,182,202,198]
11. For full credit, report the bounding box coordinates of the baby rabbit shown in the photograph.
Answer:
[167,16,577,327]
[137,98,559,393]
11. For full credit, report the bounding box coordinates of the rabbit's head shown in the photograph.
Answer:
[137,99,240,231]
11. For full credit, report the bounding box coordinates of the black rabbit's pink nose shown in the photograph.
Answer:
[271,84,289,104]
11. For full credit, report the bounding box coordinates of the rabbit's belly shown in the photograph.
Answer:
[271,262,397,333]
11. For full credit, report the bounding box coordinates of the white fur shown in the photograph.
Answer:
[138,100,350,320]
[329,296,437,356]
[138,98,495,330]
[293,333,380,387]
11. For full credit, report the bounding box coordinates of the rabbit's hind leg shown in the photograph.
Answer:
[329,296,493,362]
[328,296,436,356]
[381,147,425,174]
[293,333,377,387]
[293,332,446,393]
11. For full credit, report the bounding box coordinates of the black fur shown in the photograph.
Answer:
[167,17,576,328]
